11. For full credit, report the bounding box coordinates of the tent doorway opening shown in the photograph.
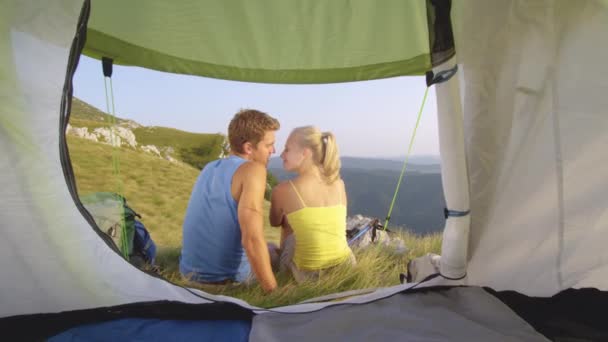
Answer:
[67,54,446,307]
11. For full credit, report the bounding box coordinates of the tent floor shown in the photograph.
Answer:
[2,286,606,341]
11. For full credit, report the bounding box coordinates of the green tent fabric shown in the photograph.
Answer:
[84,0,454,83]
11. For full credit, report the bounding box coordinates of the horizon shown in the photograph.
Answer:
[74,55,440,159]
[268,154,441,163]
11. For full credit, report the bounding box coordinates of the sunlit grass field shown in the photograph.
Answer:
[68,136,442,308]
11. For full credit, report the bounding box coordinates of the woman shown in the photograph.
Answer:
[269,126,355,283]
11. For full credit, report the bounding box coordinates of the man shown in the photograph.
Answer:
[180,109,279,292]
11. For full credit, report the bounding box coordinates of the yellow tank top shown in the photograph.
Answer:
[286,180,352,270]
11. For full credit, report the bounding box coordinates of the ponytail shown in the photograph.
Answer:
[320,132,341,183]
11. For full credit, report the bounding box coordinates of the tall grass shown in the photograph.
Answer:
[68,136,442,308]
[162,229,441,308]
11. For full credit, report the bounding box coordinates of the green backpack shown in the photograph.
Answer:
[80,192,140,259]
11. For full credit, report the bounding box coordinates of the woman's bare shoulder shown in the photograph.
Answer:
[271,180,292,199]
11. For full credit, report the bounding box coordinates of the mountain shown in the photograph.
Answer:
[269,157,445,234]
[269,156,440,174]
[390,155,442,165]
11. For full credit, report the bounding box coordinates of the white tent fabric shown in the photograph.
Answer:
[0,0,223,318]
[450,0,608,295]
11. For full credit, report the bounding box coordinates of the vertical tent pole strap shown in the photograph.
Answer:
[102,57,128,259]
[383,85,429,231]
[383,66,458,232]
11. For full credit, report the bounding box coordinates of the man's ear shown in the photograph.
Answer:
[243,142,253,155]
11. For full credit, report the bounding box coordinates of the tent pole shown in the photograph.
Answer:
[435,57,470,280]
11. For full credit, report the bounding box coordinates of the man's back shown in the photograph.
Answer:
[179,155,250,283]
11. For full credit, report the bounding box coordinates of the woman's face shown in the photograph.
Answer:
[280,134,306,172]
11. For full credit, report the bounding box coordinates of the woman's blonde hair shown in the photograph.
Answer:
[291,126,341,184]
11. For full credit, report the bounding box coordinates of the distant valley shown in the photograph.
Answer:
[268,156,441,174]
[269,157,446,234]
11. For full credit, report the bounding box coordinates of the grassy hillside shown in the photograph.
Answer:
[69,98,129,129]
[133,126,226,170]
[68,128,441,308]
[69,97,226,170]
[68,136,280,247]
[68,136,198,247]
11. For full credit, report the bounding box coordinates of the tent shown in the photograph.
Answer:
[1,0,607,340]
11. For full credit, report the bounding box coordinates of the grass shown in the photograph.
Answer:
[161,229,441,308]
[68,135,442,308]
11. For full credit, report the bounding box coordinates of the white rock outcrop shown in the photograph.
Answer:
[218,136,229,158]
[165,155,178,163]
[66,122,220,166]
[141,145,161,156]
[66,124,98,142]
[92,126,137,148]
[122,119,141,130]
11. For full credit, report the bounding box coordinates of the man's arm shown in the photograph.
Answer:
[237,162,277,292]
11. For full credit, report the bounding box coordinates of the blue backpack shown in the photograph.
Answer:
[131,219,157,266]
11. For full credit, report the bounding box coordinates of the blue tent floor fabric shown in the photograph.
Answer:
[0,300,255,341]
[48,318,251,342]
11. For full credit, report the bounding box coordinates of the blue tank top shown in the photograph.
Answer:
[179,155,250,282]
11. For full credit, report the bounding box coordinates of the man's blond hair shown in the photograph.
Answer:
[228,109,280,154]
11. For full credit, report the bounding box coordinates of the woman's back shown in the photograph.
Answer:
[283,176,345,211]
[284,177,351,270]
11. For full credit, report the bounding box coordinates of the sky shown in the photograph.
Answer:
[73,55,439,158]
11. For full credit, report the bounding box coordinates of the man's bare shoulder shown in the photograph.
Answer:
[234,161,267,185]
